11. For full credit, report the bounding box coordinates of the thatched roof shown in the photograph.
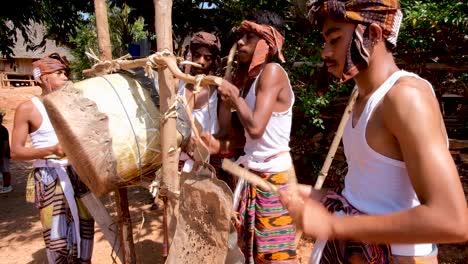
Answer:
[8,22,73,60]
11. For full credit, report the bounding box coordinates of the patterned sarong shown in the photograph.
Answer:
[27,166,94,263]
[311,192,438,264]
[236,169,297,263]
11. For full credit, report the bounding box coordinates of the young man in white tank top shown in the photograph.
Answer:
[175,31,238,189]
[211,11,298,263]
[279,1,468,263]
[11,54,94,263]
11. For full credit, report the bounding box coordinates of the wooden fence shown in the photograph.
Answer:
[0,72,36,88]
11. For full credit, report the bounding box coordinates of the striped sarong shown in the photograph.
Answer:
[236,169,297,263]
[28,166,94,263]
[311,192,438,264]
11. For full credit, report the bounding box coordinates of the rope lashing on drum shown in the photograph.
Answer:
[145,50,203,79]
[99,75,144,181]
[86,49,133,74]
[84,48,203,78]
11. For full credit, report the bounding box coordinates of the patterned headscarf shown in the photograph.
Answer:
[238,20,286,79]
[190,31,221,54]
[32,53,70,82]
[307,0,403,82]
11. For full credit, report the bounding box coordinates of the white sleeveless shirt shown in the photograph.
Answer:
[240,64,295,173]
[342,70,437,256]
[178,81,220,166]
[29,97,59,148]
[178,81,220,135]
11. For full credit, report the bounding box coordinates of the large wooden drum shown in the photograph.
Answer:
[43,72,190,195]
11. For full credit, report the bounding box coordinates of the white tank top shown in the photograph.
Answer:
[341,70,437,256]
[178,81,220,164]
[178,81,220,135]
[241,64,295,173]
[29,97,59,148]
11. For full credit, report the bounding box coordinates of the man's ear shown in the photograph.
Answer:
[369,23,383,46]
[37,75,46,85]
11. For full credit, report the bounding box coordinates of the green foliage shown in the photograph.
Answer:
[0,0,93,58]
[398,0,468,64]
[68,17,98,78]
[68,3,148,79]
[0,0,40,58]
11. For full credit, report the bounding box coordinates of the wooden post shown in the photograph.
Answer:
[93,0,136,263]
[153,0,179,246]
[114,188,136,264]
[80,193,125,263]
[94,0,112,61]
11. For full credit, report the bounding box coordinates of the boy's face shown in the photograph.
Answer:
[237,31,261,65]
[321,18,355,78]
[191,46,215,75]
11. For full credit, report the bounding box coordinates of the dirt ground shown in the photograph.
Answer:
[0,86,466,263]
[0,86,314,263]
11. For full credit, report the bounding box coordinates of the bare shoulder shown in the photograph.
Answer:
[14,100,35,122]
[381,75,443,137]
[258,63,288,87]
[261,63,287,77]
[15,100,35,114]
[382,76,439,117]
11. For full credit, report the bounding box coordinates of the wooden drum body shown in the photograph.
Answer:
[43,73,189,195]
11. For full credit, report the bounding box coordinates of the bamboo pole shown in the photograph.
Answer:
[224,43,237,81]
[93,0,136,263]
[153,0,179,249]
[314,88,358,190]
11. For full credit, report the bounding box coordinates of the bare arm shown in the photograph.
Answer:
[287,81,468,244]
[215,100,232,139]
[218,63,288,139]
[10,102,62,160]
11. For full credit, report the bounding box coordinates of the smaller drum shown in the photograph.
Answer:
[43,72,190,195]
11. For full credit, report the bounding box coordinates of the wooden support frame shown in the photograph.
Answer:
[153,0,180,251]
[93,0,136,263]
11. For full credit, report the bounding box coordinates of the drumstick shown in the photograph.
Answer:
[314,88,358,190]
[221,159,278,193]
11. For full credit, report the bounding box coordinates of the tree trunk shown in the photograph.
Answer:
[93,0,112,61]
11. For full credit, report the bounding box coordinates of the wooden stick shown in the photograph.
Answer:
[149,51,223,87]
[314,88,358,190]
[83,58,148,76]
[292,88,358,247]
[224,43,237,81]
[80,193,124,263]
[221,159,278,193]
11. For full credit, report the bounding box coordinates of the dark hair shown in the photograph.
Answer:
[246,10,286,37]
